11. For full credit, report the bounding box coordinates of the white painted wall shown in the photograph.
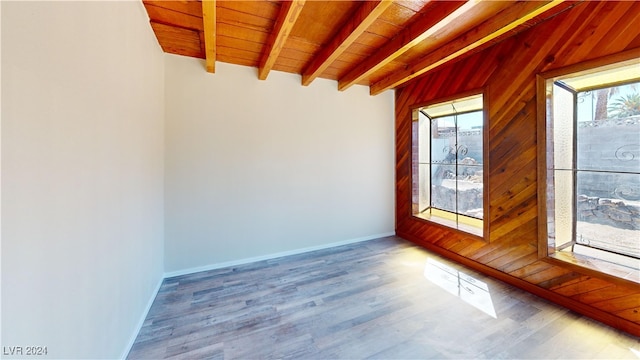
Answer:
[1,2,165,359]
[164,55,395,273]
[2,1,395,355]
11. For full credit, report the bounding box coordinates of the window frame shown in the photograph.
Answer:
[410,89,489,241]
[536,49,640,285]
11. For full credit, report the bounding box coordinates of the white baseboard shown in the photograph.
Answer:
[163,232,396,279]
[121,275,164,359]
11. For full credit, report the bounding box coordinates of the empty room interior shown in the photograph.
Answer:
[2,0,640,359]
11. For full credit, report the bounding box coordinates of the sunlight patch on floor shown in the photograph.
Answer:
[397,247,429,268]
[423,258,497,318]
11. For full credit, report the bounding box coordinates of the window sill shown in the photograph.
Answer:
[545,251,640,287]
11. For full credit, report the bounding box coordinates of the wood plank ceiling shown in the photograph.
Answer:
[143,0,573,95]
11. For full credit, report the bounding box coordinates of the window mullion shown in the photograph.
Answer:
[571,90,578,251]
[454,112,459,228]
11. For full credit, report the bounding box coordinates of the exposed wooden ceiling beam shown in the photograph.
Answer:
[370,0,567,95]
[258,0,306,80]
[202,0,216,73]
[301,0,393,86]
[337,0,473,92]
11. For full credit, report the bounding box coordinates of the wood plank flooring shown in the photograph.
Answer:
[128,236,640,359]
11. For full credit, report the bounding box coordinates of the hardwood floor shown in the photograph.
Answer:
[128,236,640,359]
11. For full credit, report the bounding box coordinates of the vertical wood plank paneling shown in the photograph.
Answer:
[395,1,640,336]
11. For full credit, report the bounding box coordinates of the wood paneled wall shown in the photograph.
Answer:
[395,1,640,336]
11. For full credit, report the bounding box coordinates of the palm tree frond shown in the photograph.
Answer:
[608,93,640,118]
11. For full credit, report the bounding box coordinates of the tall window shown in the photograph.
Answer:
[540,56,640,273]
[412,93,485,236]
